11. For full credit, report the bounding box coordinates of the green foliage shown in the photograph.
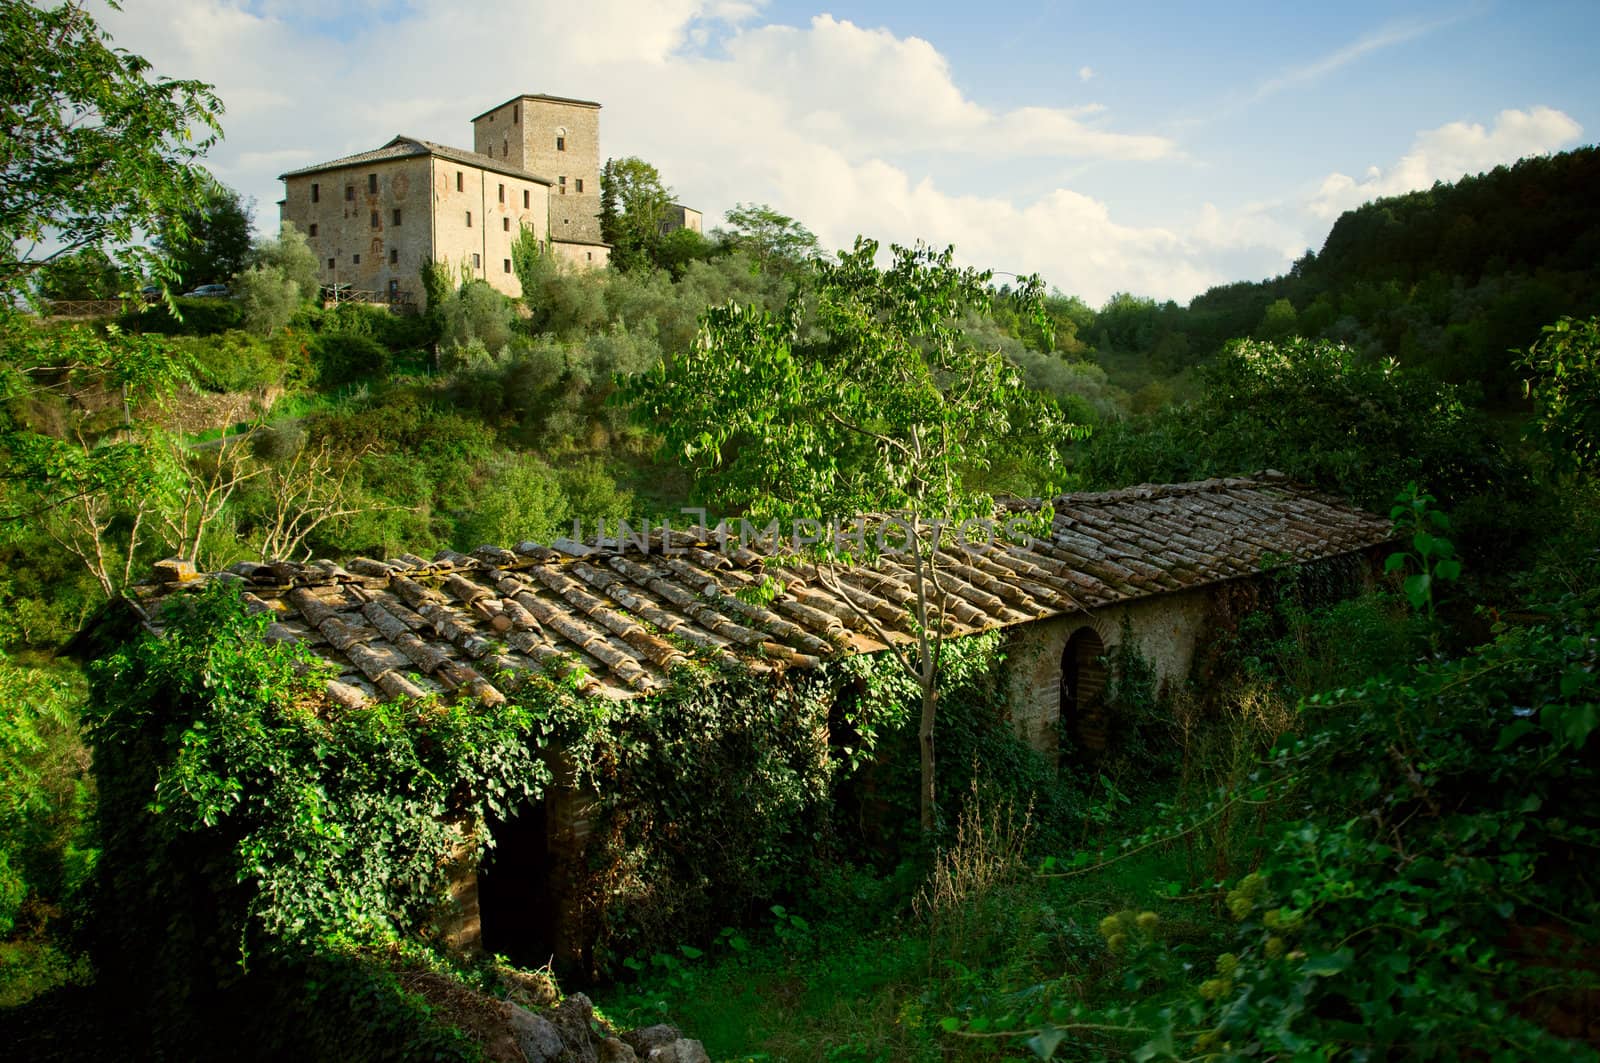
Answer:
[712,203,821,275]
[87,581,551,1053]
[1521,314,1600,473]
[155,182,254,290]
[600,156,675,273]
[232,264,303,338]
[452,453,569,550]
[439,278,515,360]
[1383,482,1462,621]
[0,0,223,298]
[939,598,1600,1060]
[119,294,246,335]
[0,656,94,941]
[29,247,125,301]
[1083,336,1509,513]
[311,331,391,387]
[178,328,307,394]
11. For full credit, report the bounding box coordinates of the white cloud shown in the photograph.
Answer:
[91,3,1587,307]
[1249,16,1453,104]
[1078,66,1094,82]
[1309,106,1583,218]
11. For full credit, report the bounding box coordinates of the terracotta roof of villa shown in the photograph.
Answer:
[135,474,1393,707]
[279,136,553,185]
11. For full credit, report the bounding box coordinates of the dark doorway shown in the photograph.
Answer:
[1061,627,1109,752]
[477,799,556,969]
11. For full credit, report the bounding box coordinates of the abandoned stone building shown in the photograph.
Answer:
[278,93,615,307]
[141,473,1394,969]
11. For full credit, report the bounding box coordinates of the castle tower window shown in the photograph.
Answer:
[472,253,481,268]
[513,104,519,124]
[556,135,565,151]
[311,183,319,202]
[558,176,566,194]
[309,223,318,237]
[502,138,508,157]
[392,208,401,225]
[503,259,511,273]
[370,210,379,228]
[522,189,530,208]
[466,211,472,227]
[456,171,463,192]
[502,217,510,232]
[367,173,377,193]
[575,178,584,194]
[390,249,398,264]
[498,183,505,203]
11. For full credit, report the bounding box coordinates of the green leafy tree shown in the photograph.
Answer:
[0,0,222,297]
[628,238,1078,831]
[155,182,253,290]
[600,156,672,273]
[712,202,821,275]
[1521,314,1600,473]
[29,246,124,301]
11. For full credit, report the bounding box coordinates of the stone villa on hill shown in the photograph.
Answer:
[278,93,614,307]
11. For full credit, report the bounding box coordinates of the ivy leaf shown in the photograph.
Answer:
[1300,948,1354,977]
[1027,1027,1066,1058]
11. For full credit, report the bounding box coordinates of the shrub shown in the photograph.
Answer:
[312,331,391,386]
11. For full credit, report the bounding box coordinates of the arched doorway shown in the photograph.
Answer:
[477,799,556,969]
[1061,627,1109,753]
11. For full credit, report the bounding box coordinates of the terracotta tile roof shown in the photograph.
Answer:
[280,136,553,186]
[136,475,1393,708]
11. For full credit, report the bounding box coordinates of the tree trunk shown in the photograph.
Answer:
[919,682,938,833]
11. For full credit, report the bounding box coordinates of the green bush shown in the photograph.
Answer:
[312,331,391,386]
[179,329,307,393]
[119,295,245,336]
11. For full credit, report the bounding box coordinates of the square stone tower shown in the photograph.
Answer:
[472,94,603,244]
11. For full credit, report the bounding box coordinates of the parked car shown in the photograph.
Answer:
[182,283,230,298]
[139,284,162,303]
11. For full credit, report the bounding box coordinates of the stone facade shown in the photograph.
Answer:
[472,94,605,246]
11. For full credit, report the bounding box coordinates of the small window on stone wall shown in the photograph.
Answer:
[498,183,505,203]
[502,218,510,232]
[311,183,319,202]
[370,210,379,228]
[556,135,565,151]
[503,259,511,273]
[558,176,566,194]
[456,171,463,192]
[353,253,361,264]
[393,208,401,225]
[472,253,481,269]
[367,173,377,194]
[345,184,354,201]
[575,178,584,193]
[309,223,318,237]
[466,211,472,227]
[327,257,334,269]
[390,249,398,264]
[513,104,519,124]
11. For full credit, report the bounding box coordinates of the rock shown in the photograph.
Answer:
[621,1025,681,1056]
[597,1038,638,1063]
[508,1005,565,1063]
[548,993,598,1063]
[652,1039,710,1063]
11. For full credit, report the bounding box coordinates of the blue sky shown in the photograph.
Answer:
[103,0,1597,303]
